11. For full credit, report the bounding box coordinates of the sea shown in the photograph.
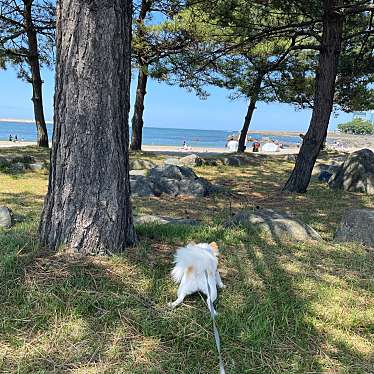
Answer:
[0,121,302,147]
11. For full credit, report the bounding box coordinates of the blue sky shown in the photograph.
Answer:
[0,66,353,132]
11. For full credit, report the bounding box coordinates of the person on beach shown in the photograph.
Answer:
[226,136,238,152]
[180,141,191,151]
[252,140,260,152]
[14,135,18,142]
[9,135,12,142]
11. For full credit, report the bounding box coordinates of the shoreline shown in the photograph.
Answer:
[0,140,371,156]
[0,118,53,124]
[0,141,298,154]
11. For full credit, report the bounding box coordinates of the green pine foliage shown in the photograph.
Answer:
[338,117,374,135]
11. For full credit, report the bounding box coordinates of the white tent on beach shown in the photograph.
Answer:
[261,142,280,152]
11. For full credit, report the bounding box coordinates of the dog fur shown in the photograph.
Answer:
[169,242,224,314]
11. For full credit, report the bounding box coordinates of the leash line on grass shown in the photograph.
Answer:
[205,271,225,374]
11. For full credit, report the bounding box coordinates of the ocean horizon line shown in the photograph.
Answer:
[0,119,238,132]
[0,118,301,133]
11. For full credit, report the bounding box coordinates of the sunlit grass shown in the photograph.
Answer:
[0,146,373,373]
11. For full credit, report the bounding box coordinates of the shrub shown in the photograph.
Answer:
[338,118,374,135]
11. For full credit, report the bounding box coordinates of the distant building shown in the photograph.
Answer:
[353,110,374,123]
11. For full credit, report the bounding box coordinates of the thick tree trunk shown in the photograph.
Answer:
[237,75,262,153]
[283,0,343,193]
[130,65,148,151]
[24,0,49,148]
[39,0,136,254]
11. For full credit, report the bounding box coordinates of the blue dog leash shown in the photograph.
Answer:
[204,271,225,374]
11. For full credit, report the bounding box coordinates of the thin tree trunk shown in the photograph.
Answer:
[39,0,136,254]
[283,0,343,193]
[237,75,262,153]
[130,0,151,151]
[130,65,148,151]
[24,0,49,148]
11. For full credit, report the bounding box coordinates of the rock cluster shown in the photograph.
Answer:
[0,154,46,172]
[228,208,322,242]
[134,214,199,225]
[328,149,374,194]
[334,208,374,247]
[131,164,213,197]
[0,206,12,228]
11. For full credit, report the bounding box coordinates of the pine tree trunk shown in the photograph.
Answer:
[39,0,136,254]
[130,0,151,151]
[282,0,343,193]
[24,0,49,148]
[237,75,262,153]
[130,65,148,151]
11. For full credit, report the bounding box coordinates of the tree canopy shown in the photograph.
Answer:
[338,117,374,134]
[0,0,55,80]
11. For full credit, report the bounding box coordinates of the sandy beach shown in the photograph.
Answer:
[0,131,373,155]
[0,141,301,155]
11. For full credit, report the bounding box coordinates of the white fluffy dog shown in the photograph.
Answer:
[169,242,224,314]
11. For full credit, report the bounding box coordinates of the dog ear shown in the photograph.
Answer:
[209,241,219,252]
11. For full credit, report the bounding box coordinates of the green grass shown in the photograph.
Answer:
[0,146,373,373]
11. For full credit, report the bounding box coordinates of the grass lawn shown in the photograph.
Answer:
[0,146,373,373]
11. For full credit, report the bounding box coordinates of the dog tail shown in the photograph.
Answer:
[171,265,185,283]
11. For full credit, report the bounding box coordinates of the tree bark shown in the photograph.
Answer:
[130,65,148,151]
[24,0,49,148]
[283,0,344,193]
[130,0,151,151]
[237,75,262,153]
[39,0,137,254]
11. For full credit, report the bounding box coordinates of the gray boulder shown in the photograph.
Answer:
[179,154,203,167]
[4,154,36,164]
[28,163,44,171]
[0,155,41,171]
[313,162,341,176]
[130,159,156,170]
[201,158,219,166]
[149,164,197,181]
[222,155,261,167]
[229,208,322,242]
[130,176,157,197]
[0,206,12,228]
[129,169,148,176]
[318,170,333,183]
[334,209,374,247]
[175,177,209,196]
[10,162,26,172]
[0,156,10,168]
[131,165,212,197]
[164,158,181,166]
[154,177,181,196]
[284,154,297,162]
[329,149,374,194]
[223,156,241,166]
[152,165,210,197]
[134,214,199,225]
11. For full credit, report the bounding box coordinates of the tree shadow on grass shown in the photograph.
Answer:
[0,232,233,373]
[227,226,374,373]
[0,145,50,160]
[132,223,374,373]
[1,221,372,373]
[0,191,45,207]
